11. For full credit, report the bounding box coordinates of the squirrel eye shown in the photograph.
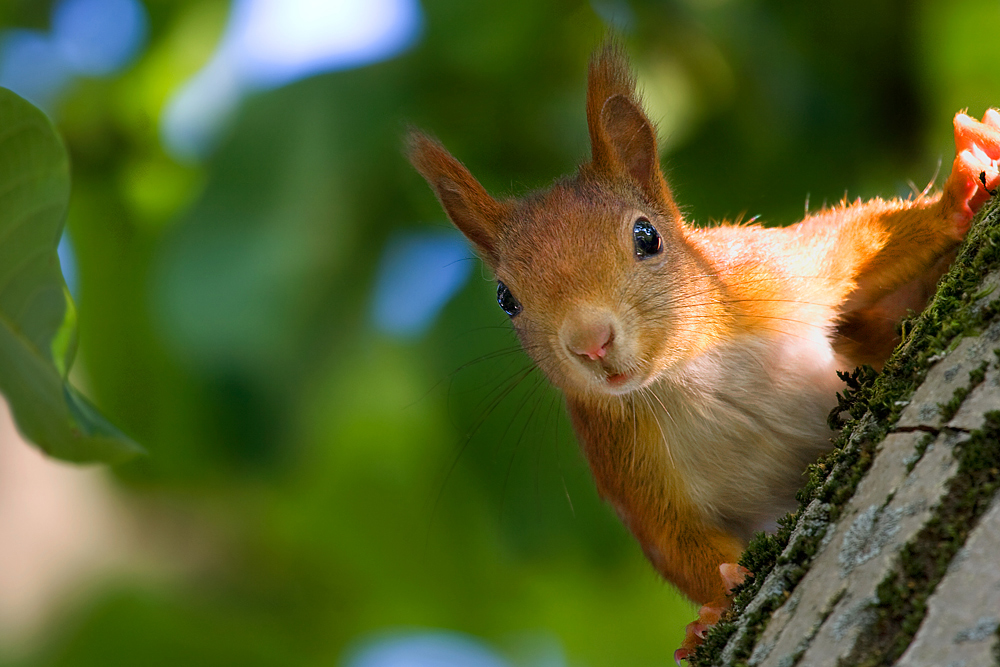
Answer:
[497,281,522,317]
[633,217,663,259]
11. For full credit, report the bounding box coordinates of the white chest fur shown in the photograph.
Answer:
[648,328,846,540]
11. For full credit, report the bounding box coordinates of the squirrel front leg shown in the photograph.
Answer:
[799,109,1000,366]
[637,510,749,664]
[567,401,748,662]
[608,480,748,664]
[802,111,999,297]
[597,474,747,662]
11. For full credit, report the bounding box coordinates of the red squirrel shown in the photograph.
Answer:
[407,41,1000,662]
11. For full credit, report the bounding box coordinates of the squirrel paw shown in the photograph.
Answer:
[943,108,1000,237]
[673,564,751,664]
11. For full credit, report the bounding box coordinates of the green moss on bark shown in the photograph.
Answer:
[844,412,1000,666]
[938,360,989,421]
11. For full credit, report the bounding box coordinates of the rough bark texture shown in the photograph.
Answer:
[692,193,1000,667]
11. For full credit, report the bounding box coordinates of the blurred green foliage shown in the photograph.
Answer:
[1,0,998,665]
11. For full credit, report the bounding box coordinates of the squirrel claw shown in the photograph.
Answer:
[689,622,709,639]
[674,648,691,665]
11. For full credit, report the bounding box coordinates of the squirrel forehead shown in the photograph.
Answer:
[499,186,628,268]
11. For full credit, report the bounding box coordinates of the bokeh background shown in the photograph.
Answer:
[1,1,998,665]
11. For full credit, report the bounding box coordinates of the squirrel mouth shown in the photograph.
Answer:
[606,371,630,386]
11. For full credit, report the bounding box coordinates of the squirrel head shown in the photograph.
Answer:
[408,42,719,402]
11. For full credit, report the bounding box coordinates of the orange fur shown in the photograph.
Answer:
[407,40,1000,659]
[568,399,744,606]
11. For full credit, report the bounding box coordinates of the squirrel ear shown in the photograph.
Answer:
[600,94,661,197]
[406,130,506,265]
[586,41,674,211]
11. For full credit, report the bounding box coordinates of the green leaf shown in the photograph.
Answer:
[0,87,141,463]
[51,284,78,377]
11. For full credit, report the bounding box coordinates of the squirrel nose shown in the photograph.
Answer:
[566,322,614,361]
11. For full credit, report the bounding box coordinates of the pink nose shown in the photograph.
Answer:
[567,323,614,361]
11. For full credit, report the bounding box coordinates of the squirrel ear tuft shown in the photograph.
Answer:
[406,130,506,265]
[585,41,674,211]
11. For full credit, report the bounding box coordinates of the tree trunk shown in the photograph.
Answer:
[692,194,1000,667]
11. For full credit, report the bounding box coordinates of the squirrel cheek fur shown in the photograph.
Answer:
[408,41,1000,659]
